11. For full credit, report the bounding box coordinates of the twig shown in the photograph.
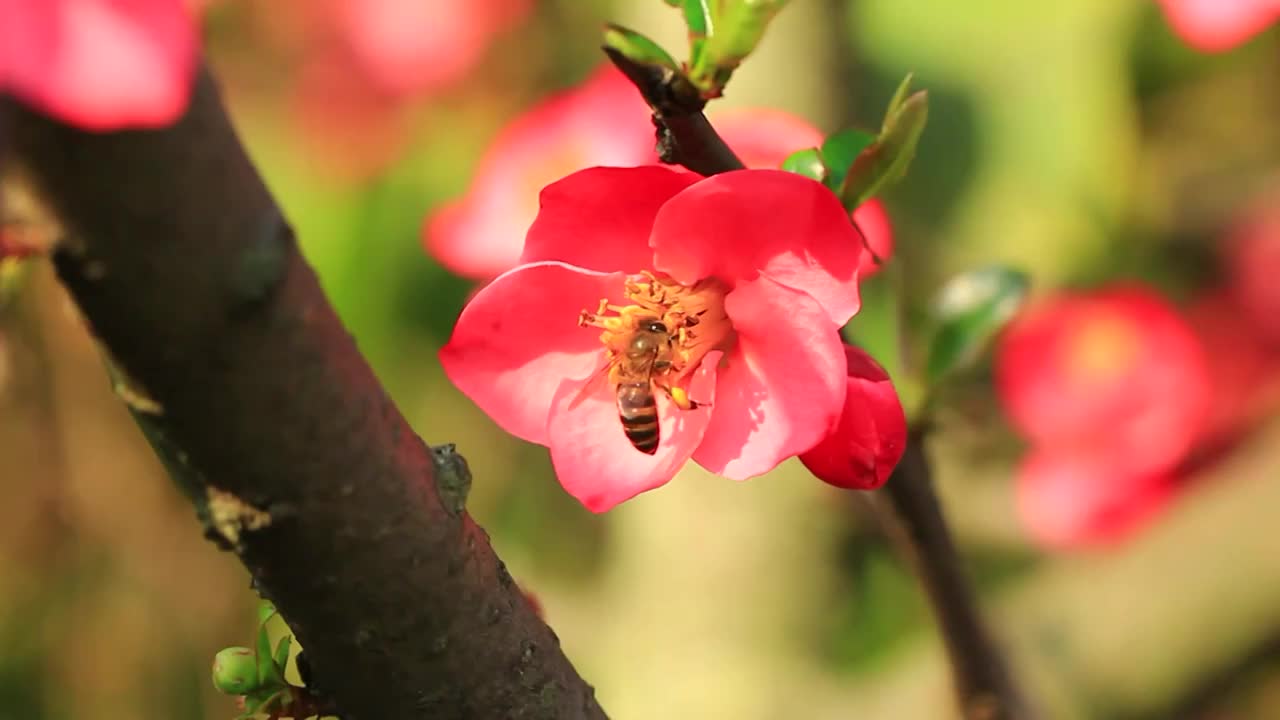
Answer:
[603,47,746,175]
[873,428,1035,720]
[4,67,606,720]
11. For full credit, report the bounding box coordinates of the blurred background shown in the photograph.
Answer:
[4,0,1280,718]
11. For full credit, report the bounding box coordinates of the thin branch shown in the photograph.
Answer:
[873,428,1035,720]
[4,68,606,720]
[603,47,746,175]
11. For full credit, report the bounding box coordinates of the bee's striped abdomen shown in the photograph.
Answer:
[617,382,659,454]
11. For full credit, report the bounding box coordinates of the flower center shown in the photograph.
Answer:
[1065,313,1141,385]
[578,271,734,388]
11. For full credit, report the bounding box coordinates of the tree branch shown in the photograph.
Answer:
[603,47,746,176]
[873,428,1035,720]
[4,67,606,720]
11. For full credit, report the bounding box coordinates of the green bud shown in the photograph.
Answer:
[780,148,826,182]
[839,74,928,210]
[212,647,259,695]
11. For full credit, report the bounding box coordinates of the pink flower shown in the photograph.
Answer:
[440,166,885,511]
[1015,447,1175,548]
[995,286,1211,475]
[425,65,658,279]
[1,0,197,129]
[1157,0,1280,52]
[799,344,907,490]
[334,0,532,99]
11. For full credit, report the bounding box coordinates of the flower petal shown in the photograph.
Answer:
[852,199,894,278]
[440,261,626,445]
[521,166,701,274]
[548,351,721,512]
[693,277,846,478]
[651,169,864,325]
[800,345,907,490]
[6,0,197,130]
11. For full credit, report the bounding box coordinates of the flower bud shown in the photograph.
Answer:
[212,646,259,695]
[800,345,907,490]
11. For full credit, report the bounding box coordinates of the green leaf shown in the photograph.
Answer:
[925,266,1030,384]
[255,621,276,686]
[780,147,826,182]
[272,635,293,677]
[687,0,790,95]
[820,128,875,192]
[256,601,277,625]
[839,75,929,210]
[602,24,680,72]
[682,0,711,39]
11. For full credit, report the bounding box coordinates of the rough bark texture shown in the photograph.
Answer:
[4,69,607,720]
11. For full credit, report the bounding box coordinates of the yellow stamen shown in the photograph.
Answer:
[579,271,734,391]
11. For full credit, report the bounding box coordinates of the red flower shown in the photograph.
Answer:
[1015,447,1175,548]
[1157,0,1280,52]
[440,166,891,511]
[995,286,1210,475]
[799,345,907,490]
[996,286,1212,546]
[1,0,197,129]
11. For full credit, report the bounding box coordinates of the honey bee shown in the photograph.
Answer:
[576,316,701,455]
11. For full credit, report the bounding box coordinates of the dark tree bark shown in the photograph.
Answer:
[4,68,607,720]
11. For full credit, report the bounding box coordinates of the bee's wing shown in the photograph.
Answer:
[568,359,614,411]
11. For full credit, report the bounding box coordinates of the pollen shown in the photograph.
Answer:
[578,270,733,382]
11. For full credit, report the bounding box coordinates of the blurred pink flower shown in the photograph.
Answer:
[996,286,1211,476]
[1015,447,1175,548]
[1185,290,1280,448]
[426,88,896,281]
[440,166,882,511]
[425,65,657,279]
[996,286,1213,547]
[711,107,825,168]
[1157,0,1280,52]
[799,344,906,490]
[1225,198,1280,344]
[335,0,532,98]
[1,0,197,129]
